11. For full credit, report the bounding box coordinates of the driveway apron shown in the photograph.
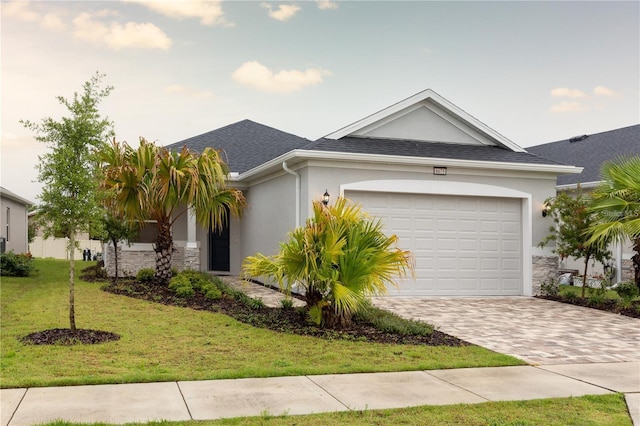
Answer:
[371,296,640,365]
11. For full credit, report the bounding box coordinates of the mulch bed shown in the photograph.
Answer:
[536,295,640,319]
[21,328,121,345]
[101,278,470,347]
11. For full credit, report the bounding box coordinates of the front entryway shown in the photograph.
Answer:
[208,223,230,272]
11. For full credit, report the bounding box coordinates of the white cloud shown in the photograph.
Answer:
[73,12,172,50]
[1,0,40,23]
[550,101,586,113]
[594,85,616,96]
[2,1,66,31]
[317,0,338,10]
[40,13,67,32]
[551,87,587,98]
[261,3,301,22]
[232,61,331,93]
[126,0,232,26]
[164,84,214,99]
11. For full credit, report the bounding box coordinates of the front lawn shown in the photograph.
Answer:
[1,259,522,389]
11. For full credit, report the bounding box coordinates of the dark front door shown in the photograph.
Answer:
[208,221,230,271]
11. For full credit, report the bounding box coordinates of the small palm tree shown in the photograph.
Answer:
[588,155,640,289]
[101,138,246,285]
[243,198,413,328]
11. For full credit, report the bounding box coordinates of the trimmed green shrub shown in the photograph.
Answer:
[169,274,195,298]
[540,279,560,297]
[136,268,155,283]
[615,281,639,308]
[0,252,36,277]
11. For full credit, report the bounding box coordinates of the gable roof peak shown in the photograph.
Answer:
[323,89,526,153]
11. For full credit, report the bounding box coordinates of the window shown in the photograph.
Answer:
[130,221,159,244]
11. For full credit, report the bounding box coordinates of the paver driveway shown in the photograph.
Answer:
[371,297,640,365]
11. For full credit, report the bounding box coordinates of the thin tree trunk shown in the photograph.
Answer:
[581,253,591,298]
[632,237,640,290]
[69,233,77,333]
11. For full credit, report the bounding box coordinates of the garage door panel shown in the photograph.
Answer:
[348,190,523,296]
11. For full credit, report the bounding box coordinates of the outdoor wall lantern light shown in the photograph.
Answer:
[322,189,330,206]
[542,203,551,218]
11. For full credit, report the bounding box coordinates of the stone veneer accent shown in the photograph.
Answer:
[620,259,634,282]
[184,246,200,271]
[532,255,559,296]
[104,243,197,277]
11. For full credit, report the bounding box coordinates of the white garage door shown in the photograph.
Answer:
[347,191,522,296]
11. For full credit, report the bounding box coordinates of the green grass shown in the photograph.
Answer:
[1,259,523,389]
[36,394,633,425]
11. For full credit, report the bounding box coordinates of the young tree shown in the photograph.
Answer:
[588,155,640,290]
[243,198,414,328]
[539,188,611,297]
[21,72,113,332]
[98,212,138,281]
[100,138,246,285]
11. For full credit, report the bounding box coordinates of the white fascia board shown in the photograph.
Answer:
[323,89,527,153]
[236,149,583,182]
[556,180,603,191]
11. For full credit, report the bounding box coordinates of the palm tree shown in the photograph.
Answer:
[588,155,640,289]
[101,138,246,285]
[243,198,413,328]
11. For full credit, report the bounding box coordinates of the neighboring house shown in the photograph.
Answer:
[0,186,32,254]
[527,124,640,283]
[27,211,103,260]
[104,89,581,296]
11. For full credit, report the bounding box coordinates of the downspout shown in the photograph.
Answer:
[282,161,300,227]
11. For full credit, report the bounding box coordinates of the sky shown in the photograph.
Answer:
[2,0,639,203]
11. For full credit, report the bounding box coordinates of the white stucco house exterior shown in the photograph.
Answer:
[0,186,32,254]
[105,89,581,296]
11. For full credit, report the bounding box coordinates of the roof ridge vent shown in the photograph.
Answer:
[569,134,589,143]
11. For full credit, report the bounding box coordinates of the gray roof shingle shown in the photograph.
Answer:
[527,124,640,186]
[305,137,565,166]
[166,120,312,173]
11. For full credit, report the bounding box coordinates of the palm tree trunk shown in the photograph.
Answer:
[154,221,173,285]
[69,233,77,333]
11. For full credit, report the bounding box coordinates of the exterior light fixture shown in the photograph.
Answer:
[322,189,330,206]
[542,203,551,218]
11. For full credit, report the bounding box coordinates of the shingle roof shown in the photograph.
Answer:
[166,119,312,173]
[527,124,640,186]
[305,137,565,166]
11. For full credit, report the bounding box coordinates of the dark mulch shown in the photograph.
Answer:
[21,328,121,345]
[101,278,470,347]
[536,295,640,319]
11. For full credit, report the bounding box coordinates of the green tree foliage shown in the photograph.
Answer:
[588,155,640,289]
[243,198,414,328]
[21,72,114,332]
[539,188,611,298]
[100,138,246,285]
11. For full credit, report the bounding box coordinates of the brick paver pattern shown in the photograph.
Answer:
[371,296,640,365]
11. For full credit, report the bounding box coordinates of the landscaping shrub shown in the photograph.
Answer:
[136,268,155,283]
[168,274,195,298]
[280,298,295,310]
[540,279,560,297]
[0,251,36,277]
[354,302,433,336]
[614,281,639,308]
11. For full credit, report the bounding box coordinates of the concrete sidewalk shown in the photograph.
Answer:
[2,362,638,425]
